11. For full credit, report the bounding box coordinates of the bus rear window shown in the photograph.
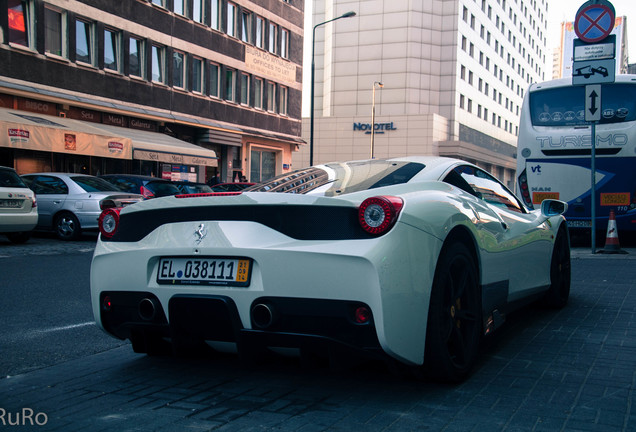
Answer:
[529,83,636,126]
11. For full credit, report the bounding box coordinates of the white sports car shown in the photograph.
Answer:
[90,157,570,382]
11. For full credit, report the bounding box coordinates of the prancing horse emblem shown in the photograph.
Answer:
[194,223,207,244]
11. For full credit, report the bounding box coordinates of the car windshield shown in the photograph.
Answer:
[245,160,425,196]
[0,168,28,188]
[71,176,121,192]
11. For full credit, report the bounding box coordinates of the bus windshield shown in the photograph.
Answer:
[529,83,636,127]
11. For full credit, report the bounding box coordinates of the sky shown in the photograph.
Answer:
[546,0,636,64]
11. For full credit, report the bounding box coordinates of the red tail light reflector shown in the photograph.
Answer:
[358,196,404,235]
[140,185,155,199]
[98,207,122,239]
[354,306,372,324]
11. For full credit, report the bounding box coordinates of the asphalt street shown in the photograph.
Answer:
[0,233,635,431]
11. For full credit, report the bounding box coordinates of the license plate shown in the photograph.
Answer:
[0,199,22,208]
[157,257,251,286]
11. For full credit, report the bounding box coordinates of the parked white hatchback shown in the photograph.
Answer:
[0,166,38,243]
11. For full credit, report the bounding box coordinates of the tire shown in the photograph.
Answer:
[541,226,571,309]
[423,242,481,383]
[54,213,81,241]
[6,232,31,244]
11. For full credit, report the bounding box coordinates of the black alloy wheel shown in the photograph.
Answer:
[54,212,81,241]
[423,241,481,383]
[542,226,571,308]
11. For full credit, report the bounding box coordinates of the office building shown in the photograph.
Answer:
[1,0,304,183]
[299,0,549,187]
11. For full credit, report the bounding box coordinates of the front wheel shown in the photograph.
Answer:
[423,242,481,383]
[54,213,81,241]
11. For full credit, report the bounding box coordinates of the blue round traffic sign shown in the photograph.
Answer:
[574,0,615,43]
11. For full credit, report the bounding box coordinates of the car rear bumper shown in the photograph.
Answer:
[0,212,38,232]
[90,220,442,365]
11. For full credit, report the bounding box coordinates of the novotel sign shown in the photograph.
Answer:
[353,122,397,134]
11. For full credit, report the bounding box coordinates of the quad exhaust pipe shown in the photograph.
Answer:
[251,303,276,329]
[138,298,158,321]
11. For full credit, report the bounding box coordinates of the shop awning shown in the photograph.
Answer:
[0,108,218,166]
[0,107,132,159]
[94,124,217,167]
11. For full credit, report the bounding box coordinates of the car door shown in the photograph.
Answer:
[22,175,69,229]
[451,166,553,299]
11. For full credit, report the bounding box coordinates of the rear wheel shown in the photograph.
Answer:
[54,213,81,241]
[423,242,481,383]
[541,226,571,308]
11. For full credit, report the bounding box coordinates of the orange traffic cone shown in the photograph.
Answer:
[599,210,628,254]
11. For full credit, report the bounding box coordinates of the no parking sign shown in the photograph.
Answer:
[574,0,615,43]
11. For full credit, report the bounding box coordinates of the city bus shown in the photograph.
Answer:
[516,75,636,235]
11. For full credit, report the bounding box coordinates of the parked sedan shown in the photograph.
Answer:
[22,173,142,240]
[0,166,38,243]
[100,174,181,199]
[91,157,570,383]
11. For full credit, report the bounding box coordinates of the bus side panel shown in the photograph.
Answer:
[522,157,636,232]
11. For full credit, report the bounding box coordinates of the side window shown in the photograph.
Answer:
[32,176,69,195]
[454,166,523,213]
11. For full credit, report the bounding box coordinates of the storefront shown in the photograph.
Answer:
[0,107,217,180]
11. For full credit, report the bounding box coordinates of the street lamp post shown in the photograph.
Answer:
[310,11,356,166]
[371,81,383,159]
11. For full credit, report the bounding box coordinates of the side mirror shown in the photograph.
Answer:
[540,199,568,217]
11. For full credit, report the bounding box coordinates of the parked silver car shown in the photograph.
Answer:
[21,173,143,240]
[0,166,38,243]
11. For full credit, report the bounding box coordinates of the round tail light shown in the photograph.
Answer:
[98,207,122,239]
[358,196,404,235]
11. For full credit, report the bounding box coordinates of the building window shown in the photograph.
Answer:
[254,77,263,109]
[279,86,288,115]
[280,28,289,59]
[76,19,95,65]
[210,63,220,97]
[255,16,265,49]
[268,22,277,54]
[240,73,250,105]
[267,82,276,112]
[241,10,252,43]
[151,0,166,7]
[193,0,203,23]
[210,0,219,30]
[173,51,186,89]
[8,0,35,48]
[45,6,65,57]
[225,68,236,102]
[173,0,185,16]
[250,149,276,183]
[104,28,121,72]
[192,57,203,93]
[151,45,165,83]
[227,2,237,37]
[129,36,144,78]
[460,94,465,109]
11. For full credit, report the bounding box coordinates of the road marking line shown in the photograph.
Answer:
[32,321,96,335]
